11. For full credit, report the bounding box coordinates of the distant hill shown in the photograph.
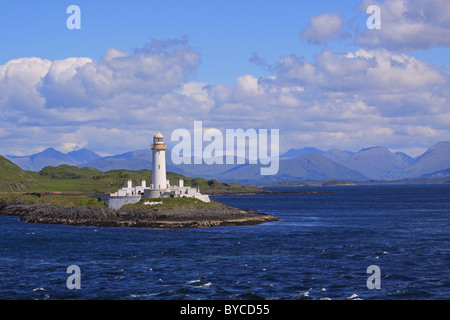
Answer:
[330,146,410,180]
[67,148,102,164]
[281,147,325,158]
[321,148,355,162]
[212,153,368,184]
[6,148,73,171]
[39,165,103,180]
[4,141,450,184]
[394,152,415,165]
[400,142,450,178]
[279,145,441,181]
[84,149,152,172]
[0,155,35,191]
[280,146,410,180]
[6,148,101,171]
[421,167,450,178]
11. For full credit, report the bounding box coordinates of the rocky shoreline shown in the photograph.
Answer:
[0,198,279,229]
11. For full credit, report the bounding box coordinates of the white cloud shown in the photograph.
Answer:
[356,0,450,50]
[0,57,50,114]
[300,12,348,44]
[277,48,445,94]
[38,38,200,111]
[61,126,152,153]
[405,125,441,137]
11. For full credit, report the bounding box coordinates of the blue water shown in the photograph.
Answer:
[0,184,449,300]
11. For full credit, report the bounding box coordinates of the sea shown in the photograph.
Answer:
[0,184,449,300]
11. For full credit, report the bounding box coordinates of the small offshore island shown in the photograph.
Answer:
[0,196,278,229]
[0,133,279,229]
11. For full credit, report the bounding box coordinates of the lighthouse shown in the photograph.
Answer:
[108,130,210,206]
[152,132,167,191]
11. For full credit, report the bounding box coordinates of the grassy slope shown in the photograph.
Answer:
[0,192,107,207]
[0,155,36,191]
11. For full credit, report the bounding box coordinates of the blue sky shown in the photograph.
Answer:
[0,0,449,157]
[1,0,365,84]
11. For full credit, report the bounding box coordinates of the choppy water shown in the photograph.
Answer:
[0,184,449,300]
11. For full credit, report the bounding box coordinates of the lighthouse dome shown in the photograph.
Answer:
[152,131,166,150]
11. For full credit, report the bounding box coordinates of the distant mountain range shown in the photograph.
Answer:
[6,148,102,171]
[4,141,450,184]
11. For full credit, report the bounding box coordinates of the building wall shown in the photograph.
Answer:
[152,149,167,190]
[105,196,142,210]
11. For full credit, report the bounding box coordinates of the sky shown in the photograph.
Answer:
[0,0,449,157]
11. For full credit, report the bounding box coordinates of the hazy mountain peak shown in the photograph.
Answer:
[394,152,414,165]
[31,147,71,160]
[281,147,324,158]
[401,141,450,178]
[357,146,389,153]
[67,148,102,164]
[39,147,61,154]
[422,141,450,154]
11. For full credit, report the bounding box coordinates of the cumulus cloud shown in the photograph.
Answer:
[300,12,349,44]
[0,33,449,157]
[276,48,445,95]
[39,38,200,111]
[356,0,450,51]
[0,38,205,155]
[0,57,50,115]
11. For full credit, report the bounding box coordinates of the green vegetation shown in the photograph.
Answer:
[0,155,35,191]
[322,180,356,186]
[39,165,103,180]
[122,197,218,210]
[0,192,106,208]
[0,155,262,195]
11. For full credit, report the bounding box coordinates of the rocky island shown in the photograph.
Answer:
[0,153,279,228]
[0,195,279,229]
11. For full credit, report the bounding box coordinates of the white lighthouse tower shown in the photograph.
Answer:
[152,132,167,191]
